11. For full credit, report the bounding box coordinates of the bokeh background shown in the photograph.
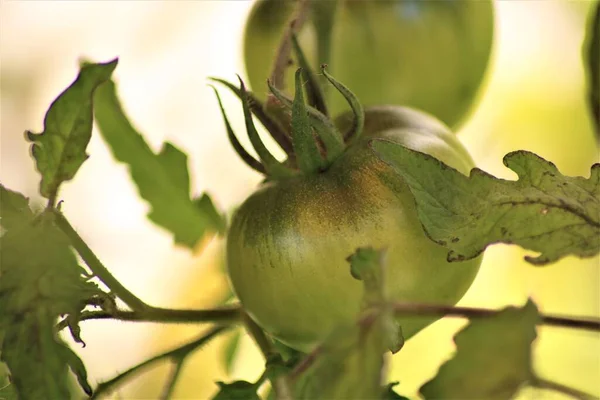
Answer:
[1,0,599,399]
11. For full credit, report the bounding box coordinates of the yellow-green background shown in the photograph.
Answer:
[0,1,598,399]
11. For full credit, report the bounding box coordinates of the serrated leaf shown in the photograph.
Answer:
[26,59,117,202]
[211,381,260,400]
[222,331,241,375]
[1,317,70,399]
[0,186,35,230]
[61,345,92,396]
[371,141,600,265]
[0,185,102,397]
[420,300,540,400]
[93,81,225,248]
[585,1,599,139]
[194,194,227,235]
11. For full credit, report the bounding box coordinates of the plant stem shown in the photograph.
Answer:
[532,376,599,400]
[160,361,184,400]
[52,209,150,311]
[91,326,230,399]
[268,0,310,92]
[265,0,311,132]
[289,345,323,381]
[243,313,294,400]
[56,305,242,330]
[391,303,600,332]
[46,193,57,210]
[142,306,242,324]
[242,313,272,357]
[542,314,600,331]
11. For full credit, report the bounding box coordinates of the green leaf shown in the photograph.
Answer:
[347,247,387,306]
[61,345,93,396]
[292,248,400,399]
[211,381,261,400]
[0,184,102,397]
[93,81,225,248]
[585,1,599,139]
[222,331,241,375]
[420,300,540,400]
[371,141,600,265]
[26,59,118,203]
[0,186,35,230]
[347,247,403,353]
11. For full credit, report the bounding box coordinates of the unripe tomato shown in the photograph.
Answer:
[226,106,482,352]
[243,0,495,129]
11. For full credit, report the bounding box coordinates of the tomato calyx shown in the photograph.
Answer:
[210,38,365,180]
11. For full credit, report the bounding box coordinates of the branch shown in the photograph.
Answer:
[268,0,310,91]
[91,326,230,399]
[52,209,150,311]
[289,302,600,382]
[289,345,323,381]
[532,376,599,400]
[390,303,600,332]
[160,359,184,400]
[243,313,294,400]
[56,305,242,331]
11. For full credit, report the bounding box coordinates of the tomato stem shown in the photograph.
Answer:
[211,86,266,174]
[321,66,364,143]
[268,71,345,166]
[390,302,600,332]
[243,313,294,400]
[290,68,328,173]
[52,209,151,312]
[239,77,298,179]
[90,326,230,399]
[310,0,339,90]
[290,32,328,116]
[267,0,310,94]
[208,77,294,156]
[531,376,599,400]
[55,305,242,331]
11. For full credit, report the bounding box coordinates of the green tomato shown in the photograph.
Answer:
[226,106,482,352]
[243,0,495,129]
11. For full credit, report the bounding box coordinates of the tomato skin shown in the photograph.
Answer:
[226,106,482,351]
[243,0,494,129]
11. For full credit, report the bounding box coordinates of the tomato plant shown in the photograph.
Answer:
[2,1,600,399]
[243,0,495,128]
[218,68,482,351]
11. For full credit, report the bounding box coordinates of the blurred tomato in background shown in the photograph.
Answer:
[1,1,598,399]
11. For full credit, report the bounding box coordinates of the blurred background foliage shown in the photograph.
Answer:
[0,1,598,399]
